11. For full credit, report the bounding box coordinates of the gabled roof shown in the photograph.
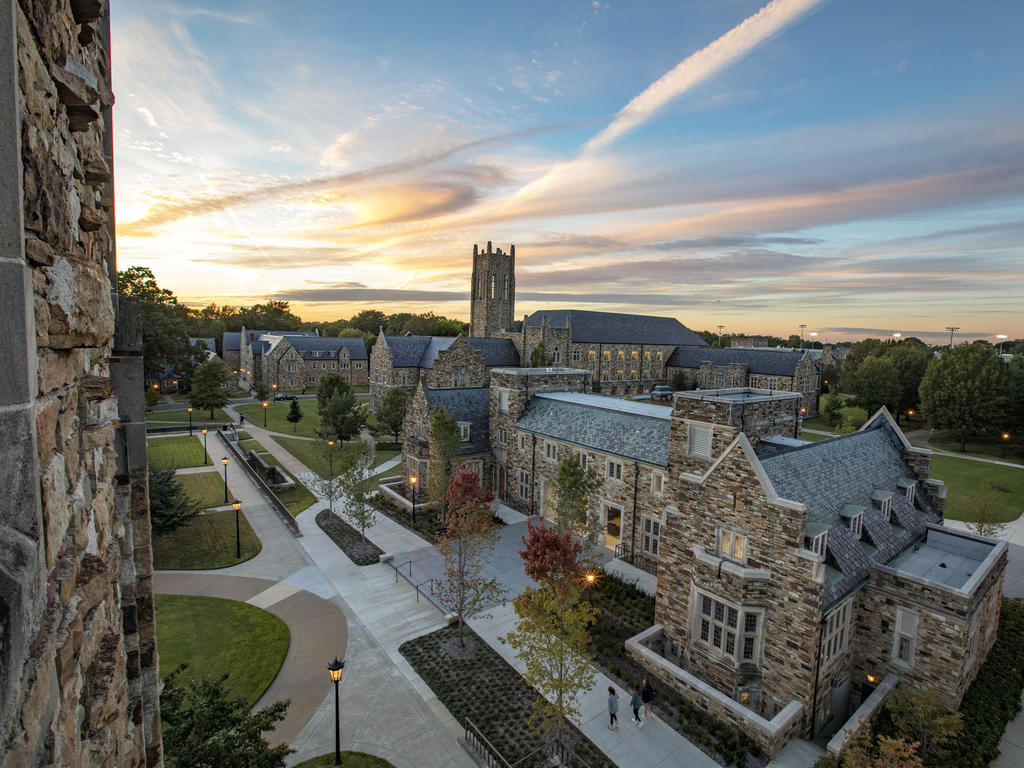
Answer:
[516,393,671,466]
[285,336,368,360]
[223,332,241,352]
[757,416,940,608]
[666,346,807,376]
[423,387,491,455]
[383,335,519,368]
[466,337,521,366]
[524,309,707,347]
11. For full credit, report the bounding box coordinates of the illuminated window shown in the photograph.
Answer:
[717,528,746,562]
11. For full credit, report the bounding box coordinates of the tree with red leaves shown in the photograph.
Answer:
[520,520,583,599]
[435,467,503,645]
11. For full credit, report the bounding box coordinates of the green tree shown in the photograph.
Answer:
[254,381,270,401]
[967,483,1008,539]
[847,355,899,417]
[117,266,194,378]
[237,300,302,331]
[427,409,461,512]
[189,358,231,418]
[435,467,503,645]
[349,308,388,334]
[305,439,343,514]
[117,265,177,303]
[841,338,889,390]
[824,395,846,428]
[148,465,200,536]
[160,665,292,768]
[552,455,604,560]
[317,374,364,441]
[336,441,377,540]
[529,342,555,367]
[919,344,1012,452]
[670,370,689,391]
[882,686,962,762]
[376,387,409,446]
[145,386,162,408]
[285,399,303,432]
[885,341,932,423]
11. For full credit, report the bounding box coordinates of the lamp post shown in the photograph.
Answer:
[1003,432,1011,460]
[584,571,596,603]
[187,406,193,436]
[409,475,418,523]
[202,428,208,465]
[327,440,335,514]
[262,400,269,428]
[327,657,346,766]
[221,456,230,504]
[997,334,1008,354]
[233,499,242,559]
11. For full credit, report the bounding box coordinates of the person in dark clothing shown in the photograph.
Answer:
[630,686,643,726]
[641,678,654,718]
[607,686,619,730]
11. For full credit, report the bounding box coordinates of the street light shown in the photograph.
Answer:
[997,334,1008,354]
[327,440,335,514]
[409,475,418,523]
[221,456,230,504]
[233,499,242,558]
[187,406,193,436]
[201,428,208,465]
[262,400,269,428]
[583,571,597,603]
[893,332,901,341]
[1003,432,1011,460]
[327,657,346,766]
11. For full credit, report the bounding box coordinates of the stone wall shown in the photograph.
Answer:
[1,1,160,766]
[469,242,515,338]
[424,336,489,389]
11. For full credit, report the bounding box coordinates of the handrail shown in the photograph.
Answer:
[414,578,433,602]
[463,718,514,768]
[391,559,414,582]
[216,430,301,537]
[463,717,593,768]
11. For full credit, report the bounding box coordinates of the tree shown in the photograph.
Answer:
[336,441,376,540]
[118,265,177,303]
[820,362,839,394]
[846,355,899,417]
[145,386,162,408]
[881,686,962,761]
[839,720,922,768]
[519,519,583,599]
[349,308,388,334]
[377,387,409,446]
[919,344,1012,452]
[886,341,932,422]
[160,665,292,768]
[237,300,302,331]
[254,381,270,401]
[842,338,889,390]
[118,266,194,379]
[824,395,846,428]
[552,455,604,561]
[427,408,461,512]
[435,468,503,645]
[189,358,231,417]
[670,370,689,391]
[317,375,365,441]
[148,465,200,536]
[305,439,343,514]
[285,399,303,432]
[967,483,1008,539]
[529,342,555,368]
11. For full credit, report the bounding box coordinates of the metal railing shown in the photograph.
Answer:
[463,719,593,768]
[391,559,414,582]
[614,543,658,575]
[217,430,301,537]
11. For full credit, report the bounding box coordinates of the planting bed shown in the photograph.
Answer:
[315,509,383,565]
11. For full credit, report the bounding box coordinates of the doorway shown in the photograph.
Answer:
[602,502,623,548]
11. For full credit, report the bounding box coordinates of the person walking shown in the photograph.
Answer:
[641,678,654,719]
[630,686,643,726]
[607,686,619,730]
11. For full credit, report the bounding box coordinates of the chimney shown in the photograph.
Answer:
[510,244,515,257]
[487,241,492,254]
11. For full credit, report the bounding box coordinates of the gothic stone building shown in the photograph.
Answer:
[666,346,821,416]
[626,405,1005,756]
[235,327,368,390]
[370,333,520,409]
[2,2,161,765]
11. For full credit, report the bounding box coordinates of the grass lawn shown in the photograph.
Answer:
[373,449,400,468]
[155,594,288,706]
[238,438,266,453]
[235,430,252,440]
[145,407,231,424]
[147,436,208,469]
[153,509,261,569]
[928,431,1023,463]
[799,431,834,442]
[931,455,1024,523]
[292,753,394,768]
[805,394,868,432]
[258,452,317,516]
[176,471,231,509]
[235,401,322,438]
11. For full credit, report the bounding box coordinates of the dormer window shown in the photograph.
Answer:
[458,422,471,442]
[872,490,894,523]
[898,478,916,505]
[841,505,865,538]
[804,523,829,556]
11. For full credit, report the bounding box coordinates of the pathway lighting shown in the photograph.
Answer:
[202,428,208,464]
[221,456,230,504]
[1003,432,1011,459]
[327,440,335,514]
[187,406,193,436]
[262,400,269,427]
[409,475,418,524]
[233,499,242,558]
[327,657,346,765]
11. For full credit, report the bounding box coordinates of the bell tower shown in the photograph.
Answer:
[469,241,515,338]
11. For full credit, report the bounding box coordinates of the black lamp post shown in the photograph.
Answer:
[327,657,345,766]
[1003,432,1011,460]
[409,475,418,523]
[262,400,268,428]
[187,406,193,436]
[221,456,230,504]
[327,440,335,514]
[202,428,208,465]
[233,498,242,558]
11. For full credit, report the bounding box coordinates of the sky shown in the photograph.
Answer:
[109,0,1024,343]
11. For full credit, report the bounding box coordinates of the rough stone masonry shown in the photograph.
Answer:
[1,1,161,766]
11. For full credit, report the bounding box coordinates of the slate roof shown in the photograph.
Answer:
[384,335,520,368]
[286,336,368,360]
[467,338,521,366]
[524,309,707,347]
[666,346,806,376]
[223,332,241,352]
[386,336,435,367]
[424,387,491,455]
[516,393,671,466]
[757,420,940,609]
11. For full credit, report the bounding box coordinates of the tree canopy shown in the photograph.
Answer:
[189,358,231,417]
[376,386,409,445]
[148,466,200,536]
[427,408,461,510]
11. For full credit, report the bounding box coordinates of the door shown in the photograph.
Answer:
[541,479,556,520]
[603,503,622,548]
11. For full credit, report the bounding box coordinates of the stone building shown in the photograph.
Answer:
[2,2,161,766]
[234,327,367,390]
[369,333,520,409]
[626,405,1005,756]
[666,346,821,416]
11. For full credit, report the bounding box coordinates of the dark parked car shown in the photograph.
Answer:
[273,392,296,401]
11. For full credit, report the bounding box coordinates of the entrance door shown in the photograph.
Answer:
[603,503,622,548]
[541,479,556,520]
[497,466,507,501]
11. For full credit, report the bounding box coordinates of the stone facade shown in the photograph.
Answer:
[238,328,367,391]
[469,241,515,338]
[1,2,160,766]
[370,335,489,409]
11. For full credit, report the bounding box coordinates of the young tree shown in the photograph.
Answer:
[376,386,409,446]
[824,395,846,428]
[552,455,604,560]
[519,520,583,597]
[336,441,377,540]
[967,483,1008,539]
[305,439,343,514]
[882,686,962,761]
[189,358,231,417]
[319,386,365,442]
[670,370,690,391]
[254,381,270,401]
[847,355,899,417]
[285,398,303,432]
[840,720,922,768]
[145,386,162,408]
[529,342,555,367]
[148,465,200,536]
[427,408,461,512]
[435,468,503,645]
[920,344,1012,452]
[160,665,292,768]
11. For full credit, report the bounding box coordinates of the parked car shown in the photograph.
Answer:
[273,392,296,401]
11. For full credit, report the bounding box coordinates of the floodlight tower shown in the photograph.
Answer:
[945,326,959,350]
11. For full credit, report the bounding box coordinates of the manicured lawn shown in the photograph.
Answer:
[145,407,231,424]
[238,438,266,453]
[235,430,253,441]
[292,753,393,768]
[147,436,208,469]
[805,394,868,432]
[799,431,834,442]
[372,449,401,470]
[274,435,333,475]
[929,431,1023,463]
[235,401,322,438]
[153,509,261,569]
[931,455,1024,523]
[258,452,317,516]
[176,471,231,509]
[155,594,289,706]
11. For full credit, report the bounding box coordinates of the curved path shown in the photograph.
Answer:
[154,573,347,747]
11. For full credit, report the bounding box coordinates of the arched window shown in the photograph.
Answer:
[504,275,509,300]
[490,274,496,299]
